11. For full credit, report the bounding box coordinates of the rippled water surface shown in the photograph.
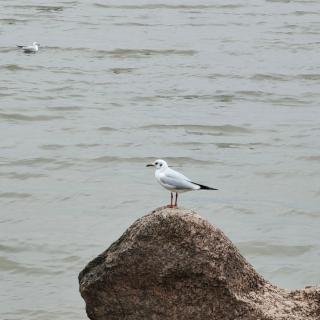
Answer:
[1,0,320,319]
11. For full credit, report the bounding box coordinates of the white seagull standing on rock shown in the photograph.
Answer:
[146,159,218,208]
[17,42,40,53]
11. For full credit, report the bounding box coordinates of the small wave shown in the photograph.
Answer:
[112,22,159,27]
[0,92,14,97]
[140,124,251,134]
[163,157,217,165]
[2,157,56,167]
[237,90,273,98]
[46,85,75,93]
[181,94,234,102]
[75,143,100,148]
[94,3,244,10]
[294,10,318,16]
[0,256,61,275]
[265,0,293,2]
[214,142,266,149]
[269,96,309,107]
[110,68,135,74]
[2,64,23,71]
[6,5,64,12]
[48,106,82,111]
[255,170,283,178]
[298,74,320,81]
[0,18,28,25]
[52,46,196,57]
[46,65,87,75]
[10,159,73,170]
[133,94,234,102]
[97,126,117,132]
[235,91,308,106]
[238,241,313,257]
[4,309,77,319]
[0,113,63,122]
[101,48,196,58]
[90,156,215,166]
[40,144,65,150]
[0,192,32,199]
[251,73,320,82]
[60,255,81,263]
[300,155,320,161]
[282,209,320,219]
[250,73,289,81]
[0,244,25,253]
[91,156,155,164]
[0,64,36,71]
[0,172,46,180]
[36,6,64,12]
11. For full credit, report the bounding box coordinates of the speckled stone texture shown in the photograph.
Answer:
[79,207,320,320]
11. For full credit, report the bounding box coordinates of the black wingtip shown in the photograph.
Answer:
[201,186,218,190]
[192,182,218,190]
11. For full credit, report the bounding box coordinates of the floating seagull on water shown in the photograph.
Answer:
[146,159,218,208]
[17,42,40,53]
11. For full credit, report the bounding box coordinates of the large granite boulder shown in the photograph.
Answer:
[79,207,320,320]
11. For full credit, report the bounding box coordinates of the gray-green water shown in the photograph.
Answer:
[1,0,320,319]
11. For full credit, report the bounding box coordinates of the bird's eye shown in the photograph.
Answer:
[155,162,158,165]
[160,163,162,167]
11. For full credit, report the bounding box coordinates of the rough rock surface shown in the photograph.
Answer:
[79,207,320,320]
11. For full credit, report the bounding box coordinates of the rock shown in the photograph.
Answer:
[79,207,320,320]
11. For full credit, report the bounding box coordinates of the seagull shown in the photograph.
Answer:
[17,42,40,53]
[146,159,218,207]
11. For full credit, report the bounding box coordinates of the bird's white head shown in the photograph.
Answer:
[33,42,40,47]
[146,159,168,170]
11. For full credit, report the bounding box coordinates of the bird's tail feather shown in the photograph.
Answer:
[192,182,218,190]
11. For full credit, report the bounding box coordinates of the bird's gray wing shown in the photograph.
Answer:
[166,167,192,181]
[160,170,197,190]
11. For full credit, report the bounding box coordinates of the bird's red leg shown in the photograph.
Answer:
[175,193,178,207]
[167,192,174,208]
